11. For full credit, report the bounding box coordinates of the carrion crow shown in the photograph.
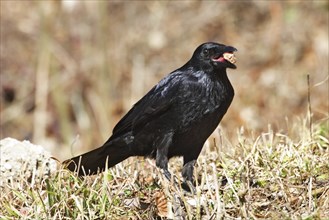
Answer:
[64,42,237,189]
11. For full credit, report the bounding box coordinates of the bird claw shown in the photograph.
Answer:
[181,180,196,194]
[162,169,196,193]
[162,169,180,185]
[163,169,173,182]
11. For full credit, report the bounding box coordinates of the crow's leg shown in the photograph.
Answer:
[181,156,198,193]
[182,159,195,183]
[155,132,174,182]
[181,160,196,193]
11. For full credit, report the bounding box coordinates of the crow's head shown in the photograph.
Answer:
[192,42,237,71]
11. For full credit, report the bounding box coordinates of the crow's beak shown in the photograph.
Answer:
[224,46,237,53]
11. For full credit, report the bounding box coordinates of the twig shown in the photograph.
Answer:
[307,74,313,141]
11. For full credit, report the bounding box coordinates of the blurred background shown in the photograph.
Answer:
[1,1,328,160]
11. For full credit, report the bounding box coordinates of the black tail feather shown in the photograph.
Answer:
[64,144,131,176]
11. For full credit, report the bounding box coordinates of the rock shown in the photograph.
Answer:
[0,137,57,188]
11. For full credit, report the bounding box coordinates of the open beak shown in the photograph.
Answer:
[212,46,237,69]
[222,46,237,65]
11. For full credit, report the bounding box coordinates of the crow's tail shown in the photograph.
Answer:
[63,141,131,176]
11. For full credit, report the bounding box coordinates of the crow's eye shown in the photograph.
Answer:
[203,48,209,55]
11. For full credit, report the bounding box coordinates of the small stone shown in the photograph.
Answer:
[0,137,57,188]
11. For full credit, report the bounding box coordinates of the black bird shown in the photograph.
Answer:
[64,42,237,188]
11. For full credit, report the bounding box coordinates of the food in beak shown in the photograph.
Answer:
[223,52,236,64]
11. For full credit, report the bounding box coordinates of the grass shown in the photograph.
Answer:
[0,117,328,219]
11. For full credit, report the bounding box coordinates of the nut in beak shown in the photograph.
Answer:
[223,52,236,64]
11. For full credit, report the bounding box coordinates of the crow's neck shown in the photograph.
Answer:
[209,68,232,86]
[213,69,234,98]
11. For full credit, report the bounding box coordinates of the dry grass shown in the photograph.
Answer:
[1,118,328,219]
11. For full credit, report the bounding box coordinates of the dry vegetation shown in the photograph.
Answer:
[1,1,328,219]
[1,119,328,219]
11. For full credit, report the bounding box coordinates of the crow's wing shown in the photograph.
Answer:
[109,71,184,140]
